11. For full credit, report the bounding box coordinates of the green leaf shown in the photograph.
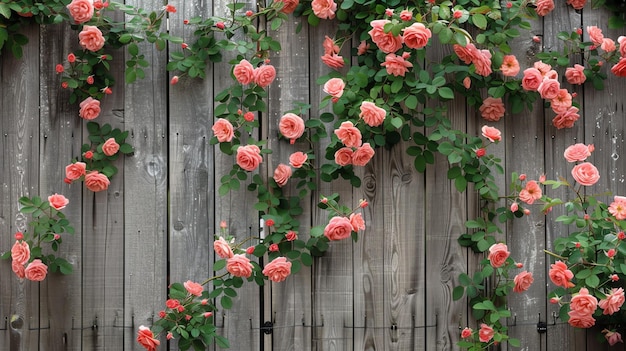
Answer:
[453,285,465,300]
[438,87,454,99]
[472,14,488,30]
[0,4,11,19]
[220,295,233,309]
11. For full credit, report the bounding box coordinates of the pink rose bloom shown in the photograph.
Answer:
[349,213,365,232]
[612,57,626,77]
[78,25,105,52]
[137,326,161,351]
[537,78,561,100]
[48,193,69,210]
[604,331,624,346]
[353,143,375,166]
[488,243,510,268]
[518,180,542,205]
[368,19,403,54]
[500,55,520,77]
[273,163,292,187]
[571,162,600,186]
[619,36,626,57]
[400,9,412,21]
[262,256,292,282]
[549,260,574,288]
[359,101,386,127]
[311,0,337,19]
[599,288,625,315]
[67,0,94,23]
[357,40,370,55]
[279,113,305,143]
[323,36,340,55]
[381,53,413,77]
[567,0,586,9]
[454,43,478,64]
[550,89,572,114]
[565,64,586,85]
[214,236,234,259]
[334,121,362,147]
[79,97,101,120]
[289,152,308,168]
[321,53,344,69]
[601,38,616,52]
[563,143,592,162]
[253,65,276,88]
[513,271,534,292]
[334,147,354,166]
[587,26,604,46]
[552,106,580,129]
[11,241,30,265]
[102,138,120,156]
[183,280,203,296]
[478,324,494,342]
[24,259,48,281]
[323,78,345,98]
[233,59,255,85]
[473,50,492,76]
[402,23,431,50]
[463,76,471,89]
[276,0,299,14]
[84,171,110,192]
[534,61,552,75]
[609,196,626,220]
[570,287,598,315]
[479,97,505,122]
[236,144,263,171]
[324,216,353,241]
[535,0,554,16]
[521,67,543,91]
[66,162,86,180]
[568,310,595,328]
[12,260,25,279]
[226,254,253,278]
[212,118,234,143]
[481,125,501,142]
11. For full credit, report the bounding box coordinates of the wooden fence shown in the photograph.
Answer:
[1,1,626,350]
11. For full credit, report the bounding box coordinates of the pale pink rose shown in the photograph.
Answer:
[357,40,370,55]
[537,78,561,100]
[276,0,299,14]
[236,144,263,171]
[479,97,505,122]
[48,193,69,210]
[79,97,101,120]
[84,171,110,192]
[273,164,292,187]
[78,25,105,52]
[368,19,403,54]
[262,256,292,282]
[212,118,234,142]
[500,55,520,76]
[214,237,234,259]
[518,180,542,205]
[359,101,386,127]
[289,152,308,168]
[571,162,600,186]
[551,89,573,113]
[587,26,604,46]
[602,38,616,52]
[552,106,580,129]
[609,196,626,220]
[612,57,626,77]
[323,78,345,98]
[137,326,161,351]
[334,147,354,166]
[565,64,586,85]
[11,241,30,265]
[478,324,494,342]
[481,125,501,142]
[349,213,365,232]
[454,43,478,64]
[334,121,362,147]
[513,271,534,292]
[12,260,25,279]
[24,259,48,281]
[321,53,344,69]
[488,243,510,268]
[599,288,625,315]
[604,331,623,346]
[535,0,554,16]
[570,287,598,315]
[67,0,94,23]
[324,216,353,241]
[402,23,431,50]
[381,53,413,77]
[183,280,203,296]
[233,59,255,85]
[352,143,375,166]
[400,9,412,21]
[323,36,340,55]
[66,162,86,180]
[226,254,253,278]
[253,65,276,88]
[102,138,120,156]
[549,261,574,288]
[311,0,337,19]
[568,310,595,328]
[473,50,492,76]
[567,0,586,9]
[521,67,543,91]
[279,113,305,143]
[563,143,592,162]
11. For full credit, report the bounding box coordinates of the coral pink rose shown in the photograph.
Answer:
[537,78,561,100]
[534,61,552,75]
[481,125,501,142]
[461,327,472,339]
[253,65,276,88]
[513,271,534,292]
[400,9,412,21]
[604,331,623,346]
[262,256,292,282]
[478,324,494,342]
[609,196,626,220]
[567,0,586,9]
[137,326,160,351]
[571,162,600,186]
[323,78,345,98]
[279,113,305,143]
[368,19,403,54]
[79,97,101,120]
[552,106,580,129]
[276,0,299,14]
[488,243,510,268]
[236,144,263,171]
[24,259,48,281]
[289,152,308,168]
[357,40,370,55]
[359,101,386,127]
[334,147,353,166]
[352,143,375,166]
[214,237,234,259]
[521,67,543,91]
[563,143,592,162]
[323,36,340,55]
[535,0,554,16]
[568,310,595,328]
[402,23,431,49]
[612,58,626,77]
[599,288,625,315]
[518,180,542,205]
[11,241,30,265]
[165,298,181,309]
[233,59,255,85]
[500,55,520,77]
[212,118,234,143]
[619,36,626,57]
[311,0,337,19]
[67,0,94,23]
[349,213,365,232]
[78,25,105,52]
[587,26,604,46]
[48,193,69,210]
[602,38,616,52]
[273,163,292,187]
[12,260,25,279]
[102,138,120,156]
[479,97,505,122]
[463,76,471,89]
[324,216,353,241]
[84,171,110,192]
[454,43,478,64]
[227,254,253,278]
[66,162,86,180]
[570,287,598,315]
[473,50,492,76]
[551,89,573,113]
[321,53,345,69]
[549,260,574,288]
[381,53,413,77]
[183,280,203,296]
[335,121,362,147]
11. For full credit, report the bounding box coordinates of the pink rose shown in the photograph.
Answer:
[236,144,263,171]
[262,256,292,282]
[534,61,552,75]
[12,260,25,279]
[500,55,520,77]
[323,78,345,98]
[233,59,255,85]
[352,143,375,166]
[368,19,403,54]
[226,254,253,278]
[321,53,344,69]
[619,36,626,57]
[473,50,492,76]
[513,271,534,292]
[79,97,101,120]
[478,324,494,342]
[402,23,431,50]
[212,118,234,142]
[563,143,592,162]
[518,180,542,205]
[463,76,471,89]
[214,237,234,259]
[289,152,308,168]
[571,162,600,186]
[66,0,94,23]
[253,65,276,88]
[609,196,626,220]
[461,327,472,339]
[11,241,30,265]
[381,53,413,77]
[604,331,623,346]
[601,38,616,52]
[279,113,305,143]
[535,0,554,16]
[273,163,292,187]
[488,243,510,268]
[549,261,574,288]
[568,310,595,328]
[357,40,370,55]
[311,0,337,19]
[521,67,543,91]
[24,259,48,281]
[84,171,110,192]
[349,213,365,232]
[537,78,561,100]
[454,43,478,64]
[78,25,105,52]
[48,193,69,210]
[481,125,501,142]
[276,0,299,14]
[137,326,161,351]
[400,9,412,21]
[552,106,580,129]
[479,97,505,122]
[570,287,598,315]
[359,101,386,127]
[587,26,604,46]
[183,280,203,296]
[599,288,625,315]
[323,36,340,55]
[567,0,586,9]
[612,57,626,77]
[334,147,353,166]
[66,162,86,180]
[550,89,572,114]
[102,137,120,156]
[334,121,362,147]
[324,216,353,241]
